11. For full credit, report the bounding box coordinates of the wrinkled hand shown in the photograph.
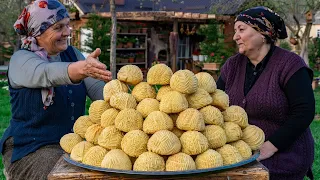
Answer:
[84,48,112,82]
[257,141,278,161]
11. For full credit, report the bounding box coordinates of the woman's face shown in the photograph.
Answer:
[36,18,70,55]
[233,21,265,56]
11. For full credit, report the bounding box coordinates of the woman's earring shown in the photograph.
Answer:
[262,37,265,43]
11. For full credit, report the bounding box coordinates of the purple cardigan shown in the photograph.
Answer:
[220,47,314,179]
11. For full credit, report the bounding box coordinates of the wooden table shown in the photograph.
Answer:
[48,156,269,180]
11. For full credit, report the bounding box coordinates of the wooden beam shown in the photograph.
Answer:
[208,14,216,19]
[82,11,232,22]
[192,13,200,19]
[199,14,208,19]
[183,13,192,19]
[166,11,175,17]
[174,12,184,18]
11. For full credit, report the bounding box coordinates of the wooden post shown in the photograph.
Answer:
[110,0,117,79]
[224,17,235,48]
[170,20,178,72]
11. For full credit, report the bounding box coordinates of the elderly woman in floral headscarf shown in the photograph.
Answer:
[217,6,315,180]
[0,0,112,179]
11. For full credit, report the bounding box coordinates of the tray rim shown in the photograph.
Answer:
[63,150,260,177]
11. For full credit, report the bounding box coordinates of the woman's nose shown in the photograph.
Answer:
[62,26,71,36]
[233,32,239,41]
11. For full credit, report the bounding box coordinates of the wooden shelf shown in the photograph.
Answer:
[116,62,146,65]
[108,48,146,51]
[106,33,147,36]
[117,33,147,36]
[112,33,148,69]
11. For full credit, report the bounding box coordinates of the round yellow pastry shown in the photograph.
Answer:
[170,70,198,94]
[166,153,196,171]
[133,152,165,171]
[117,65,143,85]
[121,130,149,157]
[230,140,252,159]
[180,131,209,155]
[176,108,205,131]
[224,122,242,143]
[89,100,111,124]
[84,124,104,145]
[156,85,173,101]
[199,105,224,126]
[73,115,94,138]
[242,125,265,150]
[136,98,160,118]
[143,111,173,134]
[110,92,137,110]
[223,106,249,128]
[216,144,243,165]
[60,133,83,153]
[70,141,94,162]
[195,149,223,169]
[82,146,108,167]
[147,64,173,85]
[159,91,188,113]
[131,82,156,102]
[103,79,128,102]
[147,130,181,155]
[195,72,217,93]
[114,109,143,132]
[210,89,229,111]
[202,125,227,149]
[101,149,132,170]
[186,88,213,109]
[98,126,124,150]
[100,108,119,128]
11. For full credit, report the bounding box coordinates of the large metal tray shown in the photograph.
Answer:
[63,150,260,178]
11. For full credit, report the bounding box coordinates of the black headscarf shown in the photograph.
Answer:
[235,6,287,42]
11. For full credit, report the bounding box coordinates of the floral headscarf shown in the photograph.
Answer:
[235,6,287,43]
[13,0,69,109]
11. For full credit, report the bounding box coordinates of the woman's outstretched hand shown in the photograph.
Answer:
[84,48,112,81]
[68,48,112,83]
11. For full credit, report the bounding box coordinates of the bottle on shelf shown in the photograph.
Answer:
[135,38,140,48]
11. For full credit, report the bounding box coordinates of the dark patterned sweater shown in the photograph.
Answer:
[220,46,314,179]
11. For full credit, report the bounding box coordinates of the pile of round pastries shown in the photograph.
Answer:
[60,64,265,171]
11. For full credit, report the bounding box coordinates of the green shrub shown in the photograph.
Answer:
[198,20,235,65]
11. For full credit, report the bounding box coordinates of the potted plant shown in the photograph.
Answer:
[141,23,148,33]
[199,55,205,62]
[202,52,223,70]
[127,37,137,48]
[121,54,129,63]
[117,24,123,33]
[192,49,200,61]
[122,36,129,48]
[116,38,124,48]
[129,24,139,33]
[128,53,135,63]
[135,51,145,62]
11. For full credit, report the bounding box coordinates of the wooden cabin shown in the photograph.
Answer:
[69,0,234,75]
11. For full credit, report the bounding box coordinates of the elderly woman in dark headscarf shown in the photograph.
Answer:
[217,6,315,180]
[0,0,112,179]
